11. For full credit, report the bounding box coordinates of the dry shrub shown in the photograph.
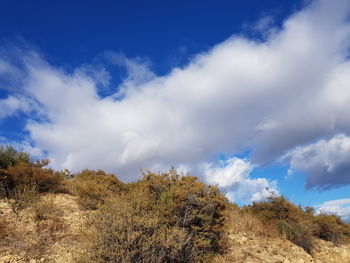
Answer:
[70,169,125,210]
[78,169,228,263]
[277,220,313,254]
[79,197,190,263]
[4,162,65,194]
[313,213,350,244]
[246,196,314,253]
[7,183,39,217]
[247,196,309,223]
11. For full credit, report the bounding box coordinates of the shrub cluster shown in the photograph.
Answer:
[0,146,67,219]
[245,196,350,253]
[3,162,65,194]
[0,146,66,198]
[70,169,125,209]
[78,169,228,263]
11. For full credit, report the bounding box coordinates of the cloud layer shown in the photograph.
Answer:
[1,0,350,201]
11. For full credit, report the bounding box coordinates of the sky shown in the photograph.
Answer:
[1,0,350,221]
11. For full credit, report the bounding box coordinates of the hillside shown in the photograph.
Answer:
[1,147,350,263]
[1,193,350,263]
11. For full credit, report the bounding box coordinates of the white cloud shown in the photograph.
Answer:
[204,157,252,188]
[317,198,350,222]
[203,158,278,203]
[0,96,31,120]
[283,134,350,190]
[0,0,350,196]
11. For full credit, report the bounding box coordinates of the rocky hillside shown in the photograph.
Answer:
[1,147,350,263]
[1,192,350,263]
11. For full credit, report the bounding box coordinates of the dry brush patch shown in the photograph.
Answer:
[244,196,350,254]
[77,169,229,263]
[70,169,125,210]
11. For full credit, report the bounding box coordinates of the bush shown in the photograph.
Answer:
[79,197,190,263]
[70,169,125,210]
[245,196,350,253]
[78,169,228,263]
[277,220,313,254]
[246,196,315,253]
[0,145,30,170]
[4,162,65,194]
[313,213,350,244]
[247,196,309,223]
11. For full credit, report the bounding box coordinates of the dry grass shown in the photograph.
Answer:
[225,205,279,237]
[7,183,39,217]
[0,194,69,261]
[0,216,9,240]
[33,196,64,221]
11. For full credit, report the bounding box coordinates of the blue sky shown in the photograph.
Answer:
[1,0,350,220]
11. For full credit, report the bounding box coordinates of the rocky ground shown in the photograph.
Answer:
[215,232,350,263]
[1,193,350,263]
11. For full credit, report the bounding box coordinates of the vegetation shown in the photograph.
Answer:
[70,169,125,210]
[0,145,30,170]
[245,196,350,253]
[0,145,350,262]
[77,169,228,263]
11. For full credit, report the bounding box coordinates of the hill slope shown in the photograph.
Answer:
[1,192,350,263]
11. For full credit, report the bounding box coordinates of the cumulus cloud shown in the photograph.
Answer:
[204,158,278,203]
[0,0,350,197]
[317,198,350,222]
[283,134,350,190]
